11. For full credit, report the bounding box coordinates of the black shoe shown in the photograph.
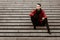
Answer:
[34,26,36,29]
[48,32,51,34]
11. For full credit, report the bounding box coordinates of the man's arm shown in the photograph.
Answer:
[29,10,36,17]
[42,10,47,20]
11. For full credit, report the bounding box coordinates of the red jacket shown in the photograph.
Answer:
[29,9,47,24]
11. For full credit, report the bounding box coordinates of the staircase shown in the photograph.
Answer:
[0,0,60,40]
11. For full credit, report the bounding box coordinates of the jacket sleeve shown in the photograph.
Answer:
[29,10,36,17]
[42,10,47,18]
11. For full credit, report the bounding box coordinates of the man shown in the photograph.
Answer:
[29,3,51,34]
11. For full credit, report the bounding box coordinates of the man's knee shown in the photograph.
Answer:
[42,18,48,25]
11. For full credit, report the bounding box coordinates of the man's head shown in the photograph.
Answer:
[36,3,41,10]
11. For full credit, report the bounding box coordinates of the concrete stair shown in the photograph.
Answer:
[0,0,60,40]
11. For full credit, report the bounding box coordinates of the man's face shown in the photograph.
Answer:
[36,5,41,10]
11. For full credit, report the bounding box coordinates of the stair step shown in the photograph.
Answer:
[0,29,59,33]
[0,12,60,14]
[0,15,59,16]
[0,27,58,30]
[0,2,58,4]
[0,26,59,30]
[0,6,60,9]
[0,25,59,28]
[0,5,58,8]
[0,25,60,29]
[0,14,60,15]
[0,27,59,30]
[0,25,59,29]
[0,10,59,13]
[0,8,60,10]
[0,23,59,26]
[0,20,59,23]
[0,4,57,7]
[0,18,60,20]
[0,11,60,13]
[0,37,58,40]
[0,13,60,15]
[0,15,59,17]
[0,33,59,37]
[0,3,48,4]
[0,9,59,13]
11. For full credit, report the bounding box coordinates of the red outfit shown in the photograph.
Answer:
[29,9,47,24]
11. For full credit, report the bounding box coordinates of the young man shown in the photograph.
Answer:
[29,3,51,34]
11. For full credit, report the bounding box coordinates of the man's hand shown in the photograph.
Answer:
[42,17,45,21]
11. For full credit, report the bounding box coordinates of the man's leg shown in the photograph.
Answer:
[42,18,51,34]
[31,17,36,29]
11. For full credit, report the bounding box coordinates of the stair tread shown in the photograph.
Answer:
[0,18,60,20]
[0,30,55,32]
[0,33,59,37]
[0,15,59,16]
[0,20,59,23]
[0,23,59,26]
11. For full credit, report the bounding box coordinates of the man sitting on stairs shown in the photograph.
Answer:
[29,3,51,34]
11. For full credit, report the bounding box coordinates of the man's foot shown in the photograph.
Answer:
[48,32,51,34]
[34,26,36,29]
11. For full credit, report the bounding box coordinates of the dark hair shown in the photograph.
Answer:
[37,3,41,6]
